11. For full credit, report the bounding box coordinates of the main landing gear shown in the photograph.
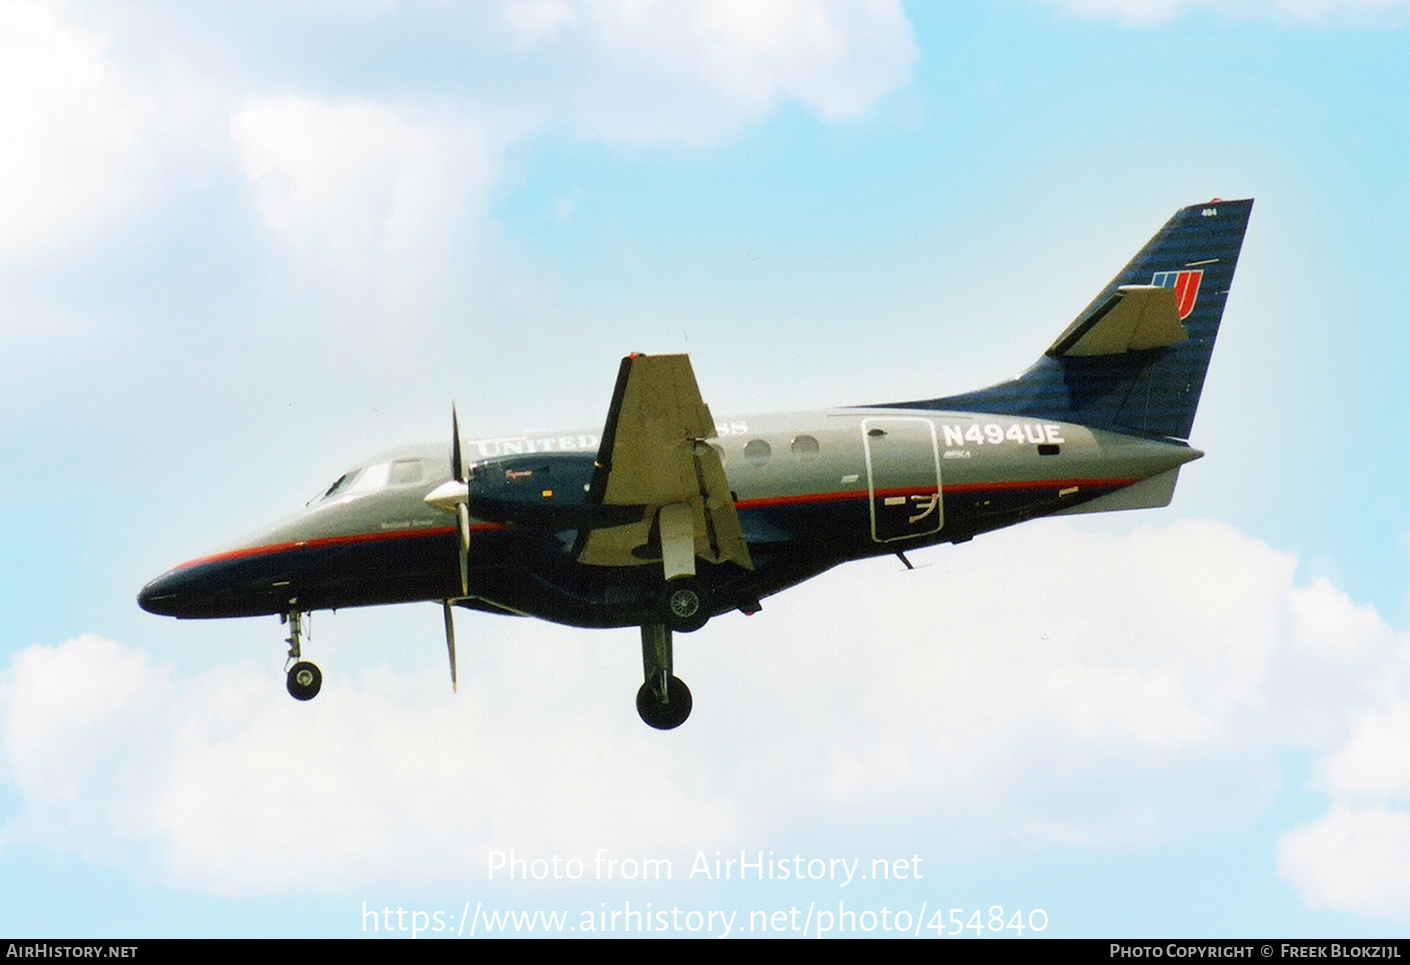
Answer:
[635,573,706,727]
[637,623,692,729]
[283,608,322,701]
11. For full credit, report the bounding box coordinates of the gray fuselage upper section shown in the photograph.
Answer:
[230,407,1198,557]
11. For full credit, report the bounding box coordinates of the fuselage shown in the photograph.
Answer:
[137,407,1199,629]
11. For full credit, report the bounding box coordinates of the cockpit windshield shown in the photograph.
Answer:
[313,457,429,504]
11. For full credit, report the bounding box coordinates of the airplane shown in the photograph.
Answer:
[139,198,1252,729]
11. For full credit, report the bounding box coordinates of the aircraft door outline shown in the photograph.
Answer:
[861,417,943,543]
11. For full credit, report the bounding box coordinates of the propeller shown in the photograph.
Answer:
[424,404,475,692]
[451,406,471,598]
[425,404,474,597]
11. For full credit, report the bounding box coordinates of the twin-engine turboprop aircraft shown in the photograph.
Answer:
[139,198,1252,729]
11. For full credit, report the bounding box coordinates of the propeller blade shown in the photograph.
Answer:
[451,404,464,483]
[457,503,471,597]
[442,599,458,693]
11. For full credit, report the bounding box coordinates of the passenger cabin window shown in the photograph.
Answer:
[791,435,820,462]
[743,439,772,466]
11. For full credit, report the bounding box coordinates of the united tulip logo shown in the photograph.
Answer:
[1151,270,1203,319]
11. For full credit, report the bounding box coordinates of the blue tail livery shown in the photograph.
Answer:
[898,198,1252,440]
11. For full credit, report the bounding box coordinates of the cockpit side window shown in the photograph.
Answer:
[389,458,424,485]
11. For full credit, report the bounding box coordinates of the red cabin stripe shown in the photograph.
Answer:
[737,477,1132,508]
[165,524,491,573]
[164,477,1134,573]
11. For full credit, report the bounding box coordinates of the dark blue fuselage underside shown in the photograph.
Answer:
[138,479,1127,628]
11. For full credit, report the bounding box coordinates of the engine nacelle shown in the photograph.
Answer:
[467,452,640,530]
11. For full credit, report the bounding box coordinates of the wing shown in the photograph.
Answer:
[576,354,752,576]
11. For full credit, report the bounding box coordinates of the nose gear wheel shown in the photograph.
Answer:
[287,660,322,700]
[281,607,322,701]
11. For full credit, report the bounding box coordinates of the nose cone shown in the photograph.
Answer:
[137,514,309,620]
[137,568,190,616]
[137,549,292,619]
[137,547,297,615]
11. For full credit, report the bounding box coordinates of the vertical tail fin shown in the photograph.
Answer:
[896,199,1253,440]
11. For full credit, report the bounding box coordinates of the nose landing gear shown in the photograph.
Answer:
[282,609,322,701]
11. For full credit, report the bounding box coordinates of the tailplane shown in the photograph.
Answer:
[890,198,1252,440]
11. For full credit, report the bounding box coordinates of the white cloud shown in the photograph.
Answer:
[496,0,916,142]
[0,0,157,258]
[1277,642,1410,920]
[1271,542,1410,922]
[1321,704,1410,801]
[4,520,1406,899]
[220,3,915,298]
[0,635,736,894]
[1279,807,1410,920]
[710,519,1351,851]
[215,4,916,323]
[1040,0,1410,25]
[502,0,576,45]
[230,98,502,278]
[0,635,171,861]
[227,1,916,245]
[0,1,916,270]
[0,0,916,327]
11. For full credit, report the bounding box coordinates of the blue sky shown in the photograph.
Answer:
[3,0,1410,939]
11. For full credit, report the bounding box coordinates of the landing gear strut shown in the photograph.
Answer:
[283,608,322,701]
[637,623,692,729]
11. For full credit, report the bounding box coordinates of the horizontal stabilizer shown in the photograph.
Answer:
[1048,286,1187,357]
